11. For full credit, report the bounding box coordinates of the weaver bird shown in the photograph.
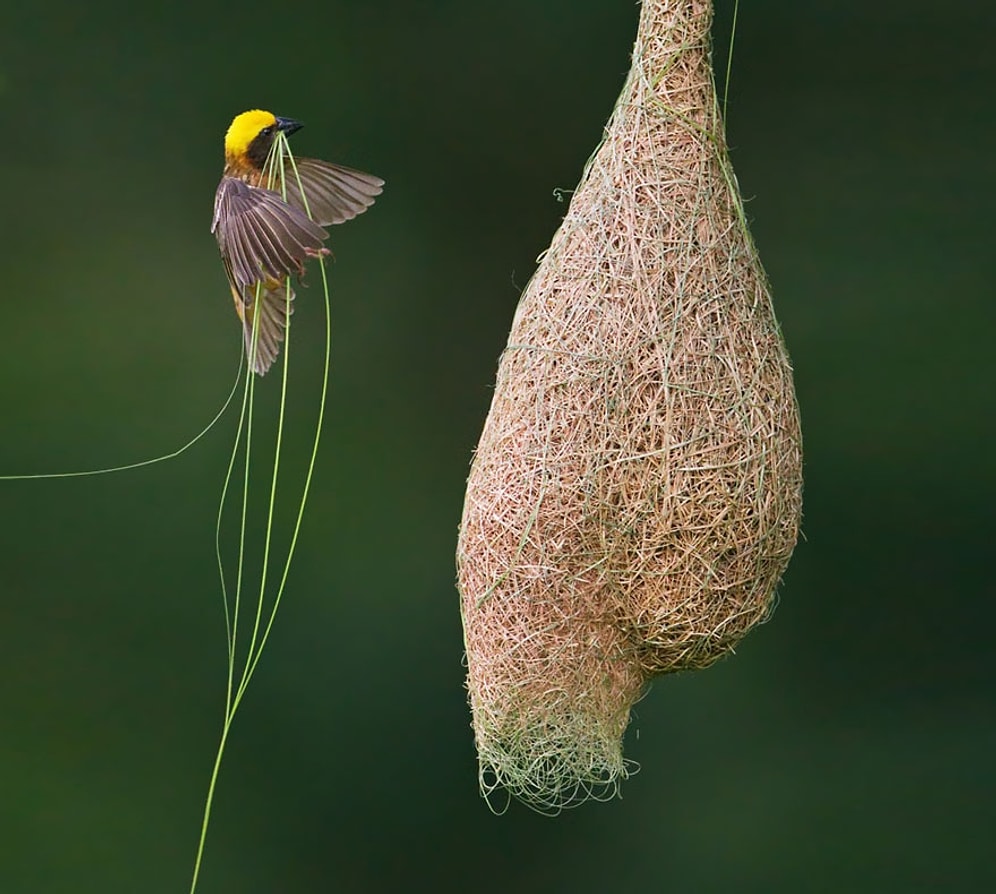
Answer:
[212,109,383,374]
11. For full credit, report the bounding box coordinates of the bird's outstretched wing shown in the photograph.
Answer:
[281,158,384,227]
[212,176,328,288]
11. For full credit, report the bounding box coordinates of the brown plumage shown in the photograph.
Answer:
[212,109,383,374]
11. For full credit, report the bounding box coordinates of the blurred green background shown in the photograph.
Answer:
[2,1,993,891]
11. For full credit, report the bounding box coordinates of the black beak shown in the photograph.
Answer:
[275,116,303,136]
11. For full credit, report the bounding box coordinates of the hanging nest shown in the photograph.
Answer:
[457,0,803,813]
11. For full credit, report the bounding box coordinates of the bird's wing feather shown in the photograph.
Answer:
[282,157,384,227]
[213,177,328,289]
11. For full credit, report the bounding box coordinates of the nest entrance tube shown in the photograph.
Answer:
[457,0,803,813]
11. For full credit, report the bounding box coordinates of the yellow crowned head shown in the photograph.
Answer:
[224,109,278,159]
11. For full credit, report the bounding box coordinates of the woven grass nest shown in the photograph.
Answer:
[457,0,803,813]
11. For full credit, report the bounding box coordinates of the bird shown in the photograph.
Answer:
[212,109,383,374]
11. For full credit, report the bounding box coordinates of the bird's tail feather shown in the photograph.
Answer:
[233,278,295,375]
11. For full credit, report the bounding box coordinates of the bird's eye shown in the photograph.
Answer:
[261,125,274,137]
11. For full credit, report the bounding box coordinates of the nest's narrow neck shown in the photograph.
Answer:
[634,0,714,71]
[623,0,720,135]
[638,0,713,34]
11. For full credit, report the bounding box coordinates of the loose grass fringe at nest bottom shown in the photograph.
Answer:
[475,711,641,816]
[466,615,652,814]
